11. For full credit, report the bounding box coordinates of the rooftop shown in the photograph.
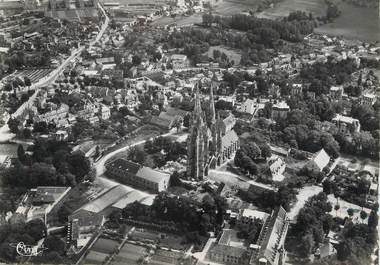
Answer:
[136,167,170,185]
[107,159,142,175]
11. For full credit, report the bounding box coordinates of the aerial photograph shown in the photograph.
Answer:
[0,0,378,264]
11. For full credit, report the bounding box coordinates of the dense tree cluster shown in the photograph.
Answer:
[239,185,297,212]
[0,219,46,262]
[121,192,227,244]
[292,192,333,257]
[3,140,91,188]
[300,58,359,95]
[234,139,271,176]
[235,217,263,245]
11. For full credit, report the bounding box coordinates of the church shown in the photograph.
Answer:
[187,75,239,180]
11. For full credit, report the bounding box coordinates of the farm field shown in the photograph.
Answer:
[257,0,327,19]
[315,2,380,42]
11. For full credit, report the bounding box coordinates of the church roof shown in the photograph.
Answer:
[222,130,239,149]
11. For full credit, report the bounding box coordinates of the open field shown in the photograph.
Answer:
[212,0,260,15]
[257,0,327,19]
[315,2,380,42]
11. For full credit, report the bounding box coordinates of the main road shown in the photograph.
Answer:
[0,3,109,142]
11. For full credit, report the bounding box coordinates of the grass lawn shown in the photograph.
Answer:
[112,243,147,265]
[91,238,120,254]
[83,251,108,265]
[257,0,327,19]
[315,2,380,42]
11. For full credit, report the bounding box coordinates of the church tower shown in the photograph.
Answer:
[187,82,207,180]
[209,73,217,156]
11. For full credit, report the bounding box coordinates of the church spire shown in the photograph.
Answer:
[194,81,202,118]
[210,77,216,123]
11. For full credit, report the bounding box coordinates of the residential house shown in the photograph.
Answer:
[332,114,361,134]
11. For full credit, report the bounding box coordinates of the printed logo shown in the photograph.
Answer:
[9,242,48,257]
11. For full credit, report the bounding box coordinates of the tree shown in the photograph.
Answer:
[17,144,25,162]
[368,210,378,229]
[347,208,354,218]
[24,219,46,242]
[44,235,65,255]
[132,55,142,66]
[169,171,182,187]
[360,211,368,223]
[128,146,147,165]
[7,118,20,134]
[334,204,340,217]
[67,153,91,183]
[24,76,31,86]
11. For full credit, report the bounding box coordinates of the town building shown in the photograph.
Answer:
[170,54,189,69]
[360,93,377,106]
[332,114,361,134]
[239,99,258,115]
[271,101,290,120]
[15,186,71,225]
[33,103,69,127]
[290,84,303,96]
[105,159,170,192]
[207,229,249,265]
[330,86,344,100]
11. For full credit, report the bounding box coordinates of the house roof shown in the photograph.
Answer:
[136,167,170,185]
[310,148,330,171]
[111,190,147,209]
[240,209,269,221]
[332,114,359,125]
[31,186,69,204]
[107,159,142,175]
[78,185,132,214]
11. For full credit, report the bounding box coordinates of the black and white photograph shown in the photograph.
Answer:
[0,0,378,264]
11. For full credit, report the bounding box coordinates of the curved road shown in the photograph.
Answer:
[94,131,175,177]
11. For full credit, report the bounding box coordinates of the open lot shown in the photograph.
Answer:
[315,2,380,42]
[257,0,327,19]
